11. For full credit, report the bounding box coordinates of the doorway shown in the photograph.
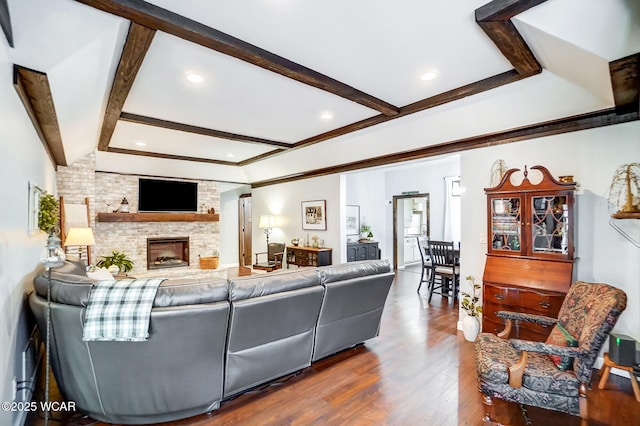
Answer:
[238,194,252,267]
[392,194,430,270]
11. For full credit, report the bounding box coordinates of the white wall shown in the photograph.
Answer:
[0,39,57,425]
[251,175,342,264]
[345,156,461,264]
[459,121,640,344]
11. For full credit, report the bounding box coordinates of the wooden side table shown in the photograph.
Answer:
[598,352,640,403]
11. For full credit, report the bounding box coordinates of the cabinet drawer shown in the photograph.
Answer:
[517,289,564,315]
[484,283,520,307]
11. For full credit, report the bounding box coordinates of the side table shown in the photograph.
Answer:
[598,352,640,403]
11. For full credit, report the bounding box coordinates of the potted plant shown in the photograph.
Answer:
[97,250,134,276]
[359,223,372,241]
[460,275,483,342]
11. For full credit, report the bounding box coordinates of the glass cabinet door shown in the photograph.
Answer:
[490,197,521,252]
[531,195,569,255]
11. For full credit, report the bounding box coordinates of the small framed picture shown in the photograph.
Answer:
[346,205,360,235]
[28,181,44,236]
[302,200,327,230]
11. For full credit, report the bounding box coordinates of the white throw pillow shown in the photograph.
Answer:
[86,267,114,281]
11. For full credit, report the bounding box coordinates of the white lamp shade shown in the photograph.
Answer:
[258,215,275,228]
[64,227,96,246]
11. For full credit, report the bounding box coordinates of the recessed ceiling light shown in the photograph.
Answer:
[186,71,204,83]
[320,111,333,120]
[226,153,235,158]
[421,71,438,81]
[134,140,146,147]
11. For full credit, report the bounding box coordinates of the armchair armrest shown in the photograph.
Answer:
[254,251,268,263]
[497,311,558,327]
[510,339,587,358]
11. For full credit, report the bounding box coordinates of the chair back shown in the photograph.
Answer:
[427,240,455,267]
[416,236,429,265]
[557,281,627,382]
[267,242,285,261]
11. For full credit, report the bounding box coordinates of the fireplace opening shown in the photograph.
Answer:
[147,237,189,270]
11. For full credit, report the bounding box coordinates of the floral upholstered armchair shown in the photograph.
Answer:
[474,281,627,424]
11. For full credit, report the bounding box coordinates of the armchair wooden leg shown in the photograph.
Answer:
[579,382,589,425]
[481,394,504,425]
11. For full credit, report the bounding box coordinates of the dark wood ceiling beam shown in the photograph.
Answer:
[251,108,639,188]
[0,0,13,47]
[119,112,292,149]
[106,147,238,166]
[298,69,525,148]
[75,0,399,116]
[13,65,67,167]
[475,0,546,76]
[610,53,640,112]
[97,21,155,151]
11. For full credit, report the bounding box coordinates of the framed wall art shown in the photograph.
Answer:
[302,200,327,230]
[346,205,360,235]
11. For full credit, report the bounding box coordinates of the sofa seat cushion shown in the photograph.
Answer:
[475,332,580,397]
[228,268,320,301]
[34,272,229,307]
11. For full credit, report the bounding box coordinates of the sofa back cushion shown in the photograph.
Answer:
[228,268,320,301]
[33,272,229,308]
[319,259,391,284]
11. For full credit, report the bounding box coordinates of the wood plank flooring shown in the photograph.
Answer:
[27,264,640,425]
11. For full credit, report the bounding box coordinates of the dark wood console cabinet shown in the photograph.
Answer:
[483,165,576,341]
[286,246,332,268]
[346,241,380,262]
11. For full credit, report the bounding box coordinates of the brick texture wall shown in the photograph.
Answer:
[57,153,220,273]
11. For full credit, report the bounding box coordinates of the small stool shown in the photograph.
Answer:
[598,353,640,403]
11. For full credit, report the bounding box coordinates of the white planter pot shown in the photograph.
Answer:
[462,315,480,342]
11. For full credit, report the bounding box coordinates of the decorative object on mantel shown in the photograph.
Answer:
[489,159,507,187]
[118,197,130,213]
[208,207,216,214]
[39,233,65,426]
[96,250,134,276]
[608,163,640,219]
[460,275,482,342]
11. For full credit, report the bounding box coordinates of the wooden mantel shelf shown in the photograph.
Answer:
[97,213,219,223]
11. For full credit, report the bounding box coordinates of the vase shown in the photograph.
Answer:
[462,315,480,342]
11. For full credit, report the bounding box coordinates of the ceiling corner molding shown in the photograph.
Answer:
[0,0,13,47]
[475,0,546,76]
[98,21,155,151]
[75,0,399,116]
[609,52,640,113]
[13,65,67,167]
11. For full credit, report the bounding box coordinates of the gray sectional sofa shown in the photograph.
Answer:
[29,257,395,424]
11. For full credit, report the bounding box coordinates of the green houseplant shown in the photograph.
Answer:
[461,276,482,342]
[96,250,134,275]
[38,192,60,234]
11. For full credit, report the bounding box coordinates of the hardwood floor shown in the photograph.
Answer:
[27,264,639,425]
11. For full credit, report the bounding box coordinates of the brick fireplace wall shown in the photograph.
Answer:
[57,153,220,274]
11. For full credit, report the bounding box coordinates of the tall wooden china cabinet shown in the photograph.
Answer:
[482,165,576,341]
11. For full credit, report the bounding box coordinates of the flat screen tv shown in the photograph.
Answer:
[138,178,198,212]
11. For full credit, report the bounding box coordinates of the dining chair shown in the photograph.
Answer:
[427,240,460,303]
[416,236,433,292]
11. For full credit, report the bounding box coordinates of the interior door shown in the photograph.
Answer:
[238,194,252,266]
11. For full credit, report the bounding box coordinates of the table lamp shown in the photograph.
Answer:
[258,215,275,246]
[64,227,96,264]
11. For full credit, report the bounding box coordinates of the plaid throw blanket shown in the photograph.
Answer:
[82,278,164,342]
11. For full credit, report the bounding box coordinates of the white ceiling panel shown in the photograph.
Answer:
[124,31,380,143]
[146,0,513,106]
[110,121,276,162]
